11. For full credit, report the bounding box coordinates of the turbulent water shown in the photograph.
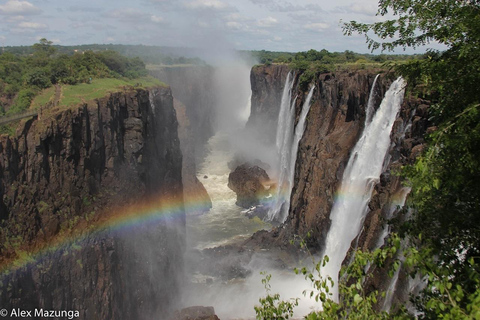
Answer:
[321,77,406,300]
[186,132,269,250]
[183,132,317,319]
[183,75,320,319]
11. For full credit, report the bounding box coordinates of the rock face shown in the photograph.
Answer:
[246,64,290,144]
[174,97,212,215]
[227,164,270,208]
[248,66,428,254]
[171,306,220,320]
[150,66,215,215]
[0,87,185,319]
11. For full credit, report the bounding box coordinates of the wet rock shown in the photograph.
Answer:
[228,164,270,208]
[171,306,220,320]
[0,87,186,319]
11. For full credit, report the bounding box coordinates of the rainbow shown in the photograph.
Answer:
[0,191,211,276]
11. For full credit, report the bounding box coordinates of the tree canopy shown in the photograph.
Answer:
[0,39,148,117]
[343,0,480,318]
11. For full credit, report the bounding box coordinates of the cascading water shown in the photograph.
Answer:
[365,74,380,125]
[321,77,406,300]
[267,74,315,222]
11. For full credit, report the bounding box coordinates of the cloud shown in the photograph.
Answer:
[333,3,378,16]
[151,15,165,23]
[304,22,329,32]
[68,6,103,13]
[226,21,242,30]
[18,21,47,29]
[9,20,48,33]
[105,8,150,22]
[0,0,41,15]
[257,16,278,28]
[249,0,323,13]
[184,0,228,10]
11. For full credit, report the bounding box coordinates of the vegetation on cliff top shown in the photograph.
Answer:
[252,48,422,91]
[0,39,158,118]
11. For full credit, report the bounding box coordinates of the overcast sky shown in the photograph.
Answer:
[0,0,439,53]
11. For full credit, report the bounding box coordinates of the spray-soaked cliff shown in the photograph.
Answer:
[150,66,216,215]
[247,65,428,253]
[0,87,185,319]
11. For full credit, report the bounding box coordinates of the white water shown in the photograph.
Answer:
[365,74,380,125]
[321,77,406,300]
[186,132,269,250]
[267,74,315,222]
[382,260,403,312]
[375,187,411,249]
[184,132,320,320]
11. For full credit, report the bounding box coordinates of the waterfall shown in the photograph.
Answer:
[321,77,406,300]
[382,260,403,312]
[365,74,380,125]
[375,187,411,249]
[267,74,315,222]
[149,90,157,114]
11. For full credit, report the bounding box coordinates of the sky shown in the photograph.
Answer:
[0,0,439,53]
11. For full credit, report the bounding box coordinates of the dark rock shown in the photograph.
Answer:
[0,87,185,319]
[246,64,290,144]
[171,306,220,320]
[228,164,270,208]
[173,98,212,215]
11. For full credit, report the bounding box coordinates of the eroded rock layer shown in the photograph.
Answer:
[0,87,185,320]
[248,66,428,255]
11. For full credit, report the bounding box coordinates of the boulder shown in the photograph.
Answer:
[171,306,220,320]
[228,164,270,208]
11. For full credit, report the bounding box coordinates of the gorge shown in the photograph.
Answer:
[0,62,430,319]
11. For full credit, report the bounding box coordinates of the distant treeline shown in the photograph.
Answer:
[246,49,421,65]
[246,49,424,91]
[4,43,206,66]
[0,39,148,116]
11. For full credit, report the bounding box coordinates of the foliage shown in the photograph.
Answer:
[343,0,480,52]
[344,0,480,317]
[255,235,409,319]
[404,246,480,319]
[0,39,152,118]
[54,77,164,108]
[6,88,36,115]
[254,272,299,320]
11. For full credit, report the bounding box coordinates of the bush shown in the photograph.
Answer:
[7,88,36,114]
[23,68,51,89]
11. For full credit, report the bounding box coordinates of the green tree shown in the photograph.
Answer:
[32,38,56,58]
[344,0,480,316]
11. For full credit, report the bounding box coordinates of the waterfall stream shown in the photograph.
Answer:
[321,77,406,300]
[268,74,315,222]
[365,74,380,125]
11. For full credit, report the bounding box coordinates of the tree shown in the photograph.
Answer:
[32,38,56,58]
[344,0,480,317]
[343,0,480,52]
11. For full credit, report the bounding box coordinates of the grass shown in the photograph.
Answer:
[29,76,166,111]
[59,76,166,107]
[31,86,56,110]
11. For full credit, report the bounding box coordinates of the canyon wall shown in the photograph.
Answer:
[248,65,428,254]
[0,87,185,319]
[150,66,215,215]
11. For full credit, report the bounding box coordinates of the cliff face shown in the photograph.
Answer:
[247,64,290,144]
[248,65,428,253]
[150,66,215,215]
[0,87,185,319]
